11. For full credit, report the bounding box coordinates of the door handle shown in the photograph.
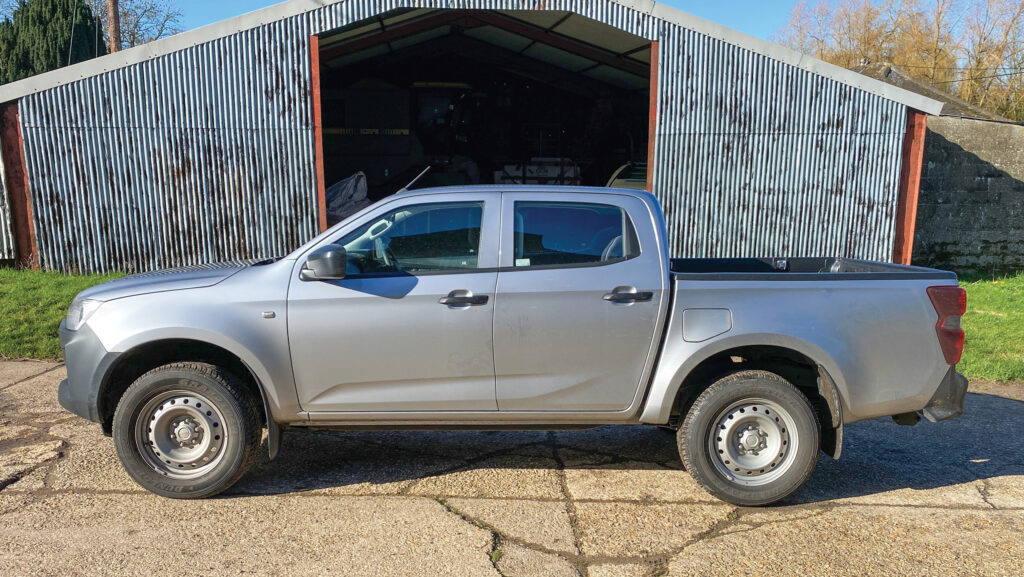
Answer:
[603,288,653,303]
[439,292,489,306]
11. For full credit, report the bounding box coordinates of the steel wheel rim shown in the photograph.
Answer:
[134,390,227,479]
[708,398,799,487]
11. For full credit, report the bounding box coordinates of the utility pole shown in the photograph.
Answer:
[107,0,122,52]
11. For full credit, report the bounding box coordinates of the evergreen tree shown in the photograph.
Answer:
[0,0,106,85]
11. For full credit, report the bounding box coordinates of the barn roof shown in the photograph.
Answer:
[854,62,1017,123]
[0,0,944,115]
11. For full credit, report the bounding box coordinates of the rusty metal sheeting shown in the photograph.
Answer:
[0,196,13,261]
[0,139,13,261]
[653,24,908,261]
[19,0,908,272]
[21,17,318,273]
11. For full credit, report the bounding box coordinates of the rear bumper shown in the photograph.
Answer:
[922,367,968,422]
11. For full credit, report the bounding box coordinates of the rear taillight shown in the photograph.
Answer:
[927,286,966,365]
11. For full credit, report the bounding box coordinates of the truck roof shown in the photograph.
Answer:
[398,184,659,202]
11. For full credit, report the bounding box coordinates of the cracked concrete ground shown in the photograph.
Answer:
[1,360,1022,576]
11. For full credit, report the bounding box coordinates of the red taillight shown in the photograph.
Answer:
[927,286,966,365]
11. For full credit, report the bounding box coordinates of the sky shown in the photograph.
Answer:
[175,0,802,41]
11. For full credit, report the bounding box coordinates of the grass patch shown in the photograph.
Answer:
[0,269,1020,381]
[960,272,1024,381]
[0,268,122,360]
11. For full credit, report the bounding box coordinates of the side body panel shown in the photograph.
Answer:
[83,260,301,423]
[288,272,499,412]
[640,276,957,425]
[280,186,673,425]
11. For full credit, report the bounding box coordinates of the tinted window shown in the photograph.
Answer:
[513,202,639,267]
[336,202,483,274]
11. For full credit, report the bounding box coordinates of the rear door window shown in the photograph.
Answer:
[512,201,639,268]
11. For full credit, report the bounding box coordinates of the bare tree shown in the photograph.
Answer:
[958,0,1024,112]
[776,0,1024,121]
[776,2,833,57]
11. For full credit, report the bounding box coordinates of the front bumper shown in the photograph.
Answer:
[922,367,968,422]
[57,320,115,424]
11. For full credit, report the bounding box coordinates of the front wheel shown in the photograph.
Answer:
[678,370,819,506]
[113,362,262,499]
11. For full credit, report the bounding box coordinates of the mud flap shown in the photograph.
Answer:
[817,365,843,459]
[922,368,968,422]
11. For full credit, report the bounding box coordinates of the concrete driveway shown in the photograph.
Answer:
[1,361,1021,576]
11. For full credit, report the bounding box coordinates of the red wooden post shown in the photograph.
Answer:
[646,41,659,193]
[893,110,928,265]
[1,101,38,269]
[310,35,328,234]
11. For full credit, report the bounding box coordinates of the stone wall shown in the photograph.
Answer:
[913,116,1024,275]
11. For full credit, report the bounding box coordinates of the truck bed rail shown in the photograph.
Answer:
[669,258,957,281]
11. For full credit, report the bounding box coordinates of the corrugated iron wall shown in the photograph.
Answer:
[19,17,319,273]
[17,0,907,273]
[0,141,14,260]
[653,25,907,260]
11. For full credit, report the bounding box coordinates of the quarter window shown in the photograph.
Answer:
[335,202,483,274]
[513,202,639,267]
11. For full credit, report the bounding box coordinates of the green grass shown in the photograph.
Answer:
[0,268,122,360]
[0,268,1021,381]
[960,272,1024,381]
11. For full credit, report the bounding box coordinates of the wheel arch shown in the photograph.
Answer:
[98,338,281,459]
[652,335,845,459]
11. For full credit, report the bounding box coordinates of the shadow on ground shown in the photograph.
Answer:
[231,391,1024,503]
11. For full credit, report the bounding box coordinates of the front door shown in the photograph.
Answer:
[289,194,500,413]
[493,192,666,411]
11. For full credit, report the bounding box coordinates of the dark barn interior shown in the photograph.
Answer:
[314,9,653,217]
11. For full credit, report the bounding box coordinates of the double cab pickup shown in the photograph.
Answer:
[58,186,968,505]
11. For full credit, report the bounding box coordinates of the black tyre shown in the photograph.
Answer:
[678,370,819,506]
[113,362,262,499]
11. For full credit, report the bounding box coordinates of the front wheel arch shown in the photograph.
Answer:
[99,339,279,459]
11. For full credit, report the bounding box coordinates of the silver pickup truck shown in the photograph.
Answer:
[58,186,967,505]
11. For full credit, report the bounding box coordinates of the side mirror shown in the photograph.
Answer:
[300,245,348,281]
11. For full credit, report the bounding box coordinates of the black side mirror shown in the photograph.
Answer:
[301,245,348,281]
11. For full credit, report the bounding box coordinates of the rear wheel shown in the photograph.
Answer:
[678,370,819,506]
[113,362,262,498]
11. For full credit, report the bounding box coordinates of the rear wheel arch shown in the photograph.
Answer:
[98,339,279,458]
[668,343,844,459]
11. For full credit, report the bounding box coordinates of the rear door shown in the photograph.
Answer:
[493,191,667,411]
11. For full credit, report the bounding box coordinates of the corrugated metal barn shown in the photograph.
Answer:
[0,0,941,273]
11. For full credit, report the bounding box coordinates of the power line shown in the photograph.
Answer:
[66,0,79,66]
[890,63,1024,72]
[934,71,1023,84]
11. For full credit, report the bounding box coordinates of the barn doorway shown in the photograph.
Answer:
[311,9,655,227]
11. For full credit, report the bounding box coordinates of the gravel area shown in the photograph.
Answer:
[1,360,1021,576]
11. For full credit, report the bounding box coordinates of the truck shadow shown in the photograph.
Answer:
[794,391,1024,504]
[231,391,1024,504]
